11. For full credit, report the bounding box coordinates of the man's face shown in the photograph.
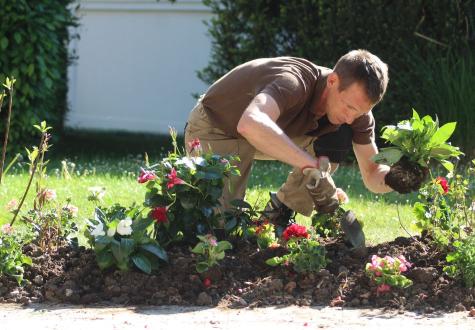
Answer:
[325,74,374,125]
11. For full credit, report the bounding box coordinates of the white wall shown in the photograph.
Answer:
[66,0,212,135]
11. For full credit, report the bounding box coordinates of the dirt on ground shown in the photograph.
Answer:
[1,233,474,315]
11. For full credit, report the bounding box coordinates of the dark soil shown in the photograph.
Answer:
[385,157,429,194]
[1,235,474,313]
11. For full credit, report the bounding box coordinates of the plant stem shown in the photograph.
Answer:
[0,85,14,184]
[10,133,46,226]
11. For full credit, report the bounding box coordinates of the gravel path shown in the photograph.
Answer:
[1,303,474,329]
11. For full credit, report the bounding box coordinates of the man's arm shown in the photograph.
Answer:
[237,93,318,169]
[353,141,393,193]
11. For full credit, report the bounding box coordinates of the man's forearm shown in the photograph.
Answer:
[237,95,317,169]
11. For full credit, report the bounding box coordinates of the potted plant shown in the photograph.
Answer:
[373,109,463,193]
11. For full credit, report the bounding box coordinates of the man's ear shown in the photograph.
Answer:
[327,72,339,88]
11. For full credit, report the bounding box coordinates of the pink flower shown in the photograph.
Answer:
[151,207,168,223]
[436,176,449,194]
[205,234,218,247]
[188,138,202,153]
[166,168,185,189]
[376,283,391,294]
[397,255,412,272]
[63,205,79,217]
[6,199,18,212]
[282,224,309,241]
[336,188,349,204]
[1,224,13,234]
[138,169,157,183]
[39,188,57,202]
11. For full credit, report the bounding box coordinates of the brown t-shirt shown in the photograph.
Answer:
[201,57,375,144]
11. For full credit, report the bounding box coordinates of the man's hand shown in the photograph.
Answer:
[302,157,339,214]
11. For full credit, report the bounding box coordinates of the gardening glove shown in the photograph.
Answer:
[302,156,339,214]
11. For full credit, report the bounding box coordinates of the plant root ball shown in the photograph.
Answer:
[385,157,429,194]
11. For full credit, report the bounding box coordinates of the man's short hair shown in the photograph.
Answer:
[333,49,389,105]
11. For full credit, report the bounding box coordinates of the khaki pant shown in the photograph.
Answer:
[184,100,336,216]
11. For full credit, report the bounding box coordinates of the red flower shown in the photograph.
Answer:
[203,277,212,288]
[151,207,168,223]
[188,138,202,153]
[138,169,157,183]
[436,176,449,194]
[282,224,309,241]
[166,168,185,189]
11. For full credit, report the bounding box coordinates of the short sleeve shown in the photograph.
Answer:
[260,73,306,114]
[351,111,375,144]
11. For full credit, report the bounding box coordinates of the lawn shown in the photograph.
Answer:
[0,145,418,246]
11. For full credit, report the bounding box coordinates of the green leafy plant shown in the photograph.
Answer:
[365,254,413,294]
[9,122,80,252]
[412,159,475,248]
[0,224,32,284]
[374,109,462,171]
[86,204,168,274]
[266,224,327,273]
[444,234,475,288]
[191,234,232,273]
[139,129,240,245]
[373,109,463,193]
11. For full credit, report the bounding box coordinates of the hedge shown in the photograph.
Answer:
[0,1,78,152]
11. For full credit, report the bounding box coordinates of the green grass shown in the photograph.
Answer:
[0,153,418,246]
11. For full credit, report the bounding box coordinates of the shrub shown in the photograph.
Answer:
[86,204,168,274]
[139,130,240,245]
[0,1,78,151]
[444,234,475,288]
[191,234,232,273]
[0,225,33,284]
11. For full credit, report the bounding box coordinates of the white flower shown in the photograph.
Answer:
[107,226,116,237]
[88,186,106,201]
[90,222,105,237]
[116,217,133,236]
[175,157,195,170]
[469,201,475,213]
[192,156,206,166]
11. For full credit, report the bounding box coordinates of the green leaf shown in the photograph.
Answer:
[440,159,454,173]
[371,147,403,165]
[196,262,209,273]
[224,217,237,231]
[140,243,168,262]
[14,32,22,44]
[132,254,152,274]
[191,243,205,254]
[217,241,232,251]
[265,257,282,266]
[0,37,8,50]
[132,217,153,232]
[21,256,32,266]
[430,122,456,145]
[111,238,135,263]
[96,251,115,270]
[94,235,112,252]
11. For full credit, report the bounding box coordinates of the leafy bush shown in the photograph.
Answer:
[247,222,278,250]
[444,234,475,288]
[413,161,475,247]
[86,204,168,274]
[140,130,240,245]
[0,1,78,150]
[0,225,33,284]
